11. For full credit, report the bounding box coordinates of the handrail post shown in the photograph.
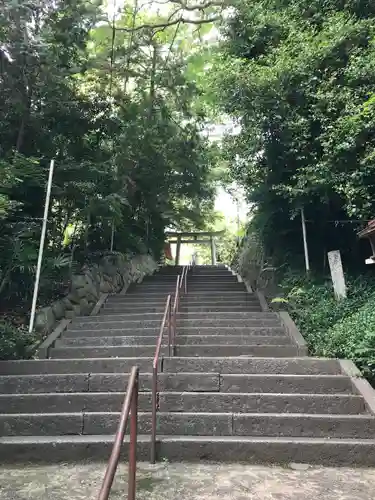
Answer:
[150,294,171,464]
[173,275,180,356]
[128,372,138,500]
[98,366,139,500]
[168,304,172,357]
[151,365,157,464]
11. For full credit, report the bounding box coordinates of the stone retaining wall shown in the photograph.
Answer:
[34,253,157,334]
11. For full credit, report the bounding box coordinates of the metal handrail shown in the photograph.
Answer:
[172,274,181,351]
[151,294,172,464]
[180,265,188,294]
[98,366,139,500]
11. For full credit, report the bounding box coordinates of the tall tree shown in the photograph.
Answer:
[211,0,375,270]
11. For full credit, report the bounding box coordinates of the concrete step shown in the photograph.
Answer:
[57,334,290,348]
[96,309,166,316]
[0,372,354,395]
[157,392,366,414]
[56,335,160,347]
[102,305,165,313]
[1,392,365,415]
[62,327,159,338]
[163,357,342,375]
[108,296,173,304]
[73,319,163,330]
[173,345,298,357]
[179,305,262,313]
[219,374,355,394]
[108,295,172,302]
[186,281,245,287]
[178,318,282,328]
[3,434,375,465]
[188,273,239,278]
[0,392,147,414]
[184,292,250,300]
[64,326,287,340]
[0,372,221,394]
[177,326,286,336]
[49,344,298,358]
[129,285,179,291]
[1,357,342,376]
[142,276,181,281]
[178,312,277,320]
[232,413,375,439]
[49,345,162,359]
[186,287,246,293]
[0,358,155,375]
[76,312,163,323]
[187,277,239,283]
[4,411,373,438]
[175,335,292,346]
[183,299,259,306]
[85,412,375,438]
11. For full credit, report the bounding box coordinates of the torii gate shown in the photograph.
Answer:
[165,231,224,266]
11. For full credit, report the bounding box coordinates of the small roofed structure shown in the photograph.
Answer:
[165,231,224,266]
[358,219,375,264]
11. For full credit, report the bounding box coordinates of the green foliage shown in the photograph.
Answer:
[325,298,375,383]
[211,0,375,271]
[0,321,39,360]
[0,0,216,314]
[279,272,375,382]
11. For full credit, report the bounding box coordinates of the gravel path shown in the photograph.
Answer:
[0,462,374,500]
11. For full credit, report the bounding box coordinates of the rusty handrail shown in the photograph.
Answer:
[151,294,172,464]
[98,366,139,500]
[172,274,181,351]
[180,265,188,294]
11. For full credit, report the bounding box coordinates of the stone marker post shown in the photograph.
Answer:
[328,250,347,300]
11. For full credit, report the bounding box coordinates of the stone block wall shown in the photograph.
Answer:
[34,253,157,334]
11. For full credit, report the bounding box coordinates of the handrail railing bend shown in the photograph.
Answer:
[98,366,139,500]
[151,294,172,464]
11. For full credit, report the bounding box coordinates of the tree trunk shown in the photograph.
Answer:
[148,44,157,120]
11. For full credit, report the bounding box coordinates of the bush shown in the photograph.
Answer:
[277,272,375,382]
[323,298,375,384]
[0,321,40,360]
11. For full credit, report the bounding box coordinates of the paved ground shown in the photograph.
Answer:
[0,462,375,500]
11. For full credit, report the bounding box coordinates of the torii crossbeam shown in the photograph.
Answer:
[165,231,224,265]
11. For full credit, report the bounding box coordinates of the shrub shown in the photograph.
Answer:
[0,320,40,360]
[323,298,375,384]
[277,272,375,381]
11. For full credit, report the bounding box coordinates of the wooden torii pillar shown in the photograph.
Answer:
[210,235,217,265]
[175,234,182,266]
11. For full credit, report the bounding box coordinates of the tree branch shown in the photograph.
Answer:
[115,15,221,33]
[168,0,226,11]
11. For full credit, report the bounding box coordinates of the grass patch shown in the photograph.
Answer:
[137,475,164,492]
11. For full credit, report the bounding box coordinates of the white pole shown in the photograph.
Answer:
[29,159,55,333]
[110,220,115,251]
[301,207,310,272]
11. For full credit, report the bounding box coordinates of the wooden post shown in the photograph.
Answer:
[175,235,181,266]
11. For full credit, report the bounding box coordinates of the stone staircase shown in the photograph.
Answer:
[1,265,375,465]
